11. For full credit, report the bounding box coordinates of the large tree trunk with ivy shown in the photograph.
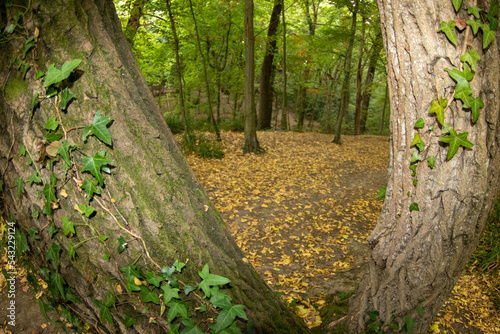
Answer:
[342,0,500,332]
[0,1,307,333]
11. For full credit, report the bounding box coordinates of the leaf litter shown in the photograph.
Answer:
[183,131,500,332]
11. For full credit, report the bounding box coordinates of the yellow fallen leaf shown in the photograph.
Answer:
[133,277,142,285]
[60,189,68,197]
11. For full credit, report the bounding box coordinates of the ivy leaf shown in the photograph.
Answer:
[28,172,42,186]
[35,71,44,80]
[118,236,128,253]
[198,264,231,298]
[462,63,474,81]
[416,141,425,152]
[15,177,24,198]
[467,19,482,35]
[45,117,59,131]
[100,306,114,325]
[45,242,61,271]
[139,285,159,304]
[47,224,57,238]
[411,150,423,163]
[173,259,186,273]
[210,286,233,309]
[440,129,474,160]
[428,156,435,169]
[409,203,420,212]
[57,140,75,168]
[146,271,163,288]
[81,179,100,203]
[51,272,66,299]
[43,183,57,215]
[82,110,113,145]
[76,204,95,217]
[45,133,63,143]
[468,5,481,18]
[99,235,108,242]
[184,285,196,296]
[438,21,457,46]
[461,50,480,72]
[62,216,75,236]
[124,314,137,328]
[161,284,180,304]
[167,300,189,322]
[43,59,82,87]
[60,87,76,111]
[81,151,112,186]
[452,0,462,12]
[181,323,204,334]
[445,68,471,93]
[68,241,76,260]
[414,118,425,129]
[411,133,422,147]
[467,96,484,123]
[409,164,417,177]
[30,90,40,114]
[482,24,496,49]
[104,292,116,308]
[212,304,247,333]
[454,86,473,107]
[429,100,445,125]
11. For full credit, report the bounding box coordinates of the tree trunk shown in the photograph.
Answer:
[187,0,221,141]
[124,0,145,47]
[243,0,263,153]
[379,81,388,134]
[360,28,384,134]
[166,0,192,145]
[280,0,288,131]
[0,1,308,333]
[257,0,282,130]
[345,0,500,332]
[296,85,307,130]
[333,0,358,144]
[354,17,366,135]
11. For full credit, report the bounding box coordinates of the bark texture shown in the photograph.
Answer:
[346,0,500,332]
[257,0,281,130]
[0,1,306,333]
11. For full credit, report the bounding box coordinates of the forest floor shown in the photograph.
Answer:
[0,131,499,333]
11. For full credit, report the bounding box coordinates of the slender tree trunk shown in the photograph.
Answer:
[333,0,358,144]
[124,0,145,47]
[243,0,263,153]
[296,85,307,130]
[257,0,282,130]
[379,81,388,134]
[0,1,309,333]
[354,17,366,135]
[280,0,288,131]
[360,28,384,134]
[187,0,221,141]
[217,72,221,123]
[166,0,192,145]
[343,0,500,332]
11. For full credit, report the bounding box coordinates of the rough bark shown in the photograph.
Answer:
[360,28,384,134]
[243,0,263,153]
[378,81,388,134]
[333,0,358,144]
[0,1,307,333]
[257,0,281,130]
[345,0,500,332]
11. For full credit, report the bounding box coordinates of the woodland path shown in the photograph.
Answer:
[1,132,498,333]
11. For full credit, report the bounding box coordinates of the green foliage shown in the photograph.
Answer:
[376,187,386,200]
[164,113,185,134]
[440,129,474,160]
[187,133,225,159]
[43,59,82,88]
[80,151,112,186]
[82,110,113,145]
[438,21,457,46]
